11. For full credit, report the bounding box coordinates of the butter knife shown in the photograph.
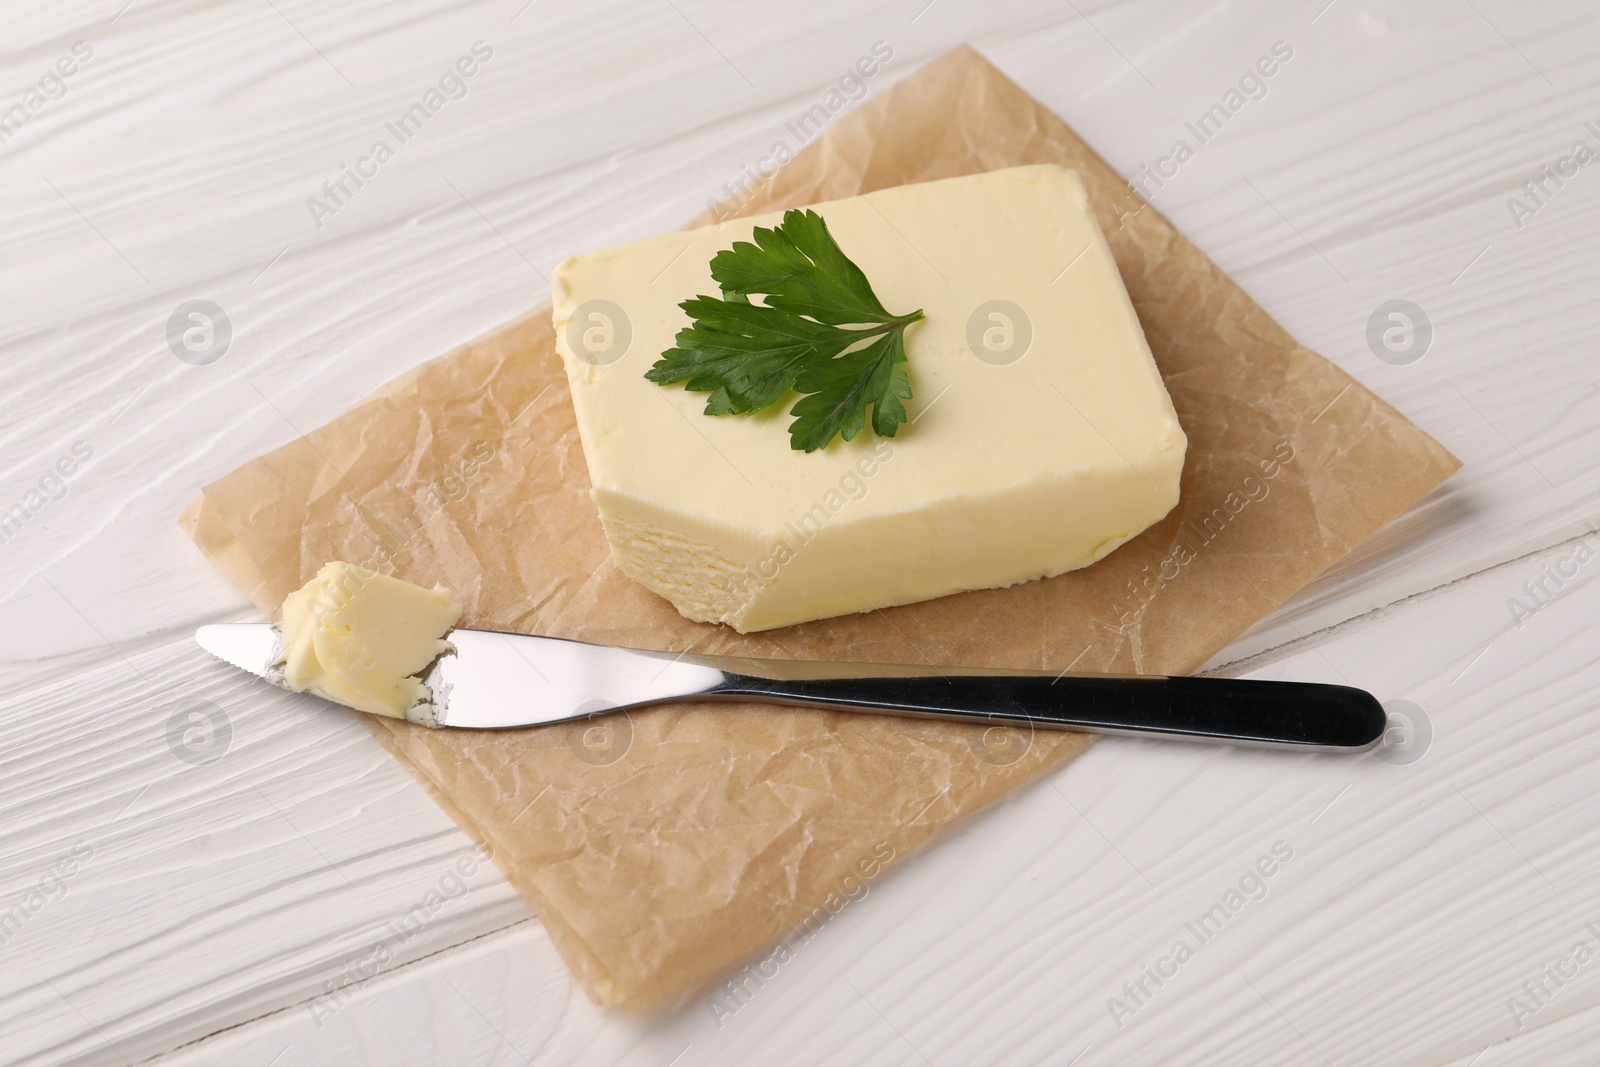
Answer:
[195,624,1386,751]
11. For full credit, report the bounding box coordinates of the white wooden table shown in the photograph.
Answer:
[4,0,1598,1063]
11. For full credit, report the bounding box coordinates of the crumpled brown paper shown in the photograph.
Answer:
[181,46,1459,1009]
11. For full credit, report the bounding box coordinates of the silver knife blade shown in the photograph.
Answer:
[194,624,1032,729]
[196,623,283,680]
[195,624,724,729]
[425,628,725,728]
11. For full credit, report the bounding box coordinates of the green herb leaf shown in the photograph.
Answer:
[788,329,913,451]
[645,208,923,452]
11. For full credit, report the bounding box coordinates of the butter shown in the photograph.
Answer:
[278,562,460,719]
[553,165,1187,632]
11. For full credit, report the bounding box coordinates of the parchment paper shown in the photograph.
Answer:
[180,46,1459,1010]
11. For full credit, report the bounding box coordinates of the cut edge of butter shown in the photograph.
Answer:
[276,562,461,723]
[595,440,1185,632]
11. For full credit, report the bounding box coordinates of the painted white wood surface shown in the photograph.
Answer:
[1,0,1596,1063]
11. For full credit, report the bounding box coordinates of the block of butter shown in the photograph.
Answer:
[552,164,1186,633]
[278,562,460,719]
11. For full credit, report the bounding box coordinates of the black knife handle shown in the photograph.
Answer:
[709,672,1386,750]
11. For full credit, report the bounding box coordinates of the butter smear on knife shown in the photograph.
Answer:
[552,164,1187,632]
[278,562,460,719]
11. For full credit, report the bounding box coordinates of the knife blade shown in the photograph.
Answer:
[195,624,1387,750]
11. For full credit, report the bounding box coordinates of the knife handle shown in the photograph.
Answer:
[708,671,1386,750]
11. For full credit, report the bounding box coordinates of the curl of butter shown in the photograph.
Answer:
[278,562,461,720]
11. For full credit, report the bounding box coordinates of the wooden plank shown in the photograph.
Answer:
[4,0,1599,1062]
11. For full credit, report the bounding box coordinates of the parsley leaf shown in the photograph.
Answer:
[645,208,923,452]
[789,329,912,452]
